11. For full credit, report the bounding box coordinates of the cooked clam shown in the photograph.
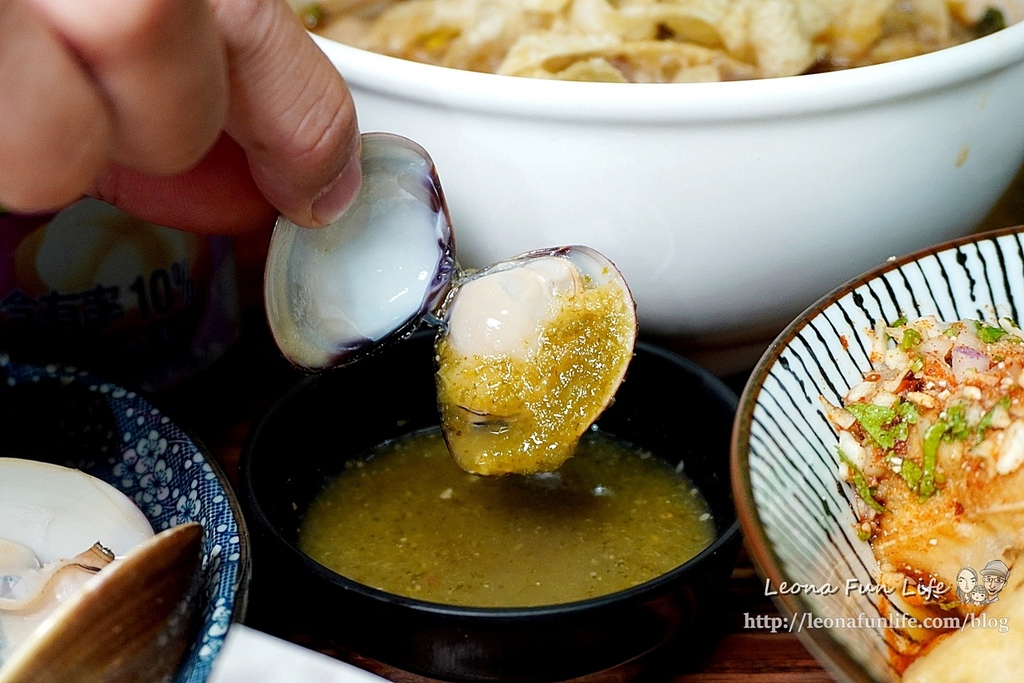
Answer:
[264,134,637,475]
[0,458,154,666]
[436,247,636,475]
[0,523,203,683]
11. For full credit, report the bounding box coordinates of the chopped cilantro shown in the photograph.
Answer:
[977,396,1011,442]
[900,407,969,502]
[838,448,886,514]
[846,403,895,447]
[974,321,1008,343]
[943,404,971,442]
[919,419,953,500]
[899,400,920,427]
[846,400,916,450]
[898,459,923,491]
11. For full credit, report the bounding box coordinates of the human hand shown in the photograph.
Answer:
[0,0,360,233]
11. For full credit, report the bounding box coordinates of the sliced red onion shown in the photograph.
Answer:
[952,344,990,382]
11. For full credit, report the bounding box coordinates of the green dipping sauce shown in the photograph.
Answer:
[298,429,716,608]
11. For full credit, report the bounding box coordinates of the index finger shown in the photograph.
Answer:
[25,0,230,175]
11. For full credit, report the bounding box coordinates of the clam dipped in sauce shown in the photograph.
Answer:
[435,248,636,475]
[264,134,721,610]
[265,133,636,475]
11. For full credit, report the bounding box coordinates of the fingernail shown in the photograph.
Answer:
[311,152,362,226]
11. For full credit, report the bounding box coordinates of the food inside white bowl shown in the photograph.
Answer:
[284,5,1024,367]
[298,0,1022,82]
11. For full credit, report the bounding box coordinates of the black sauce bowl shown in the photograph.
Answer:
[239,332,740,682]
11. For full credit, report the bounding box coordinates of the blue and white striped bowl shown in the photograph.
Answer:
[731,225,1024,682]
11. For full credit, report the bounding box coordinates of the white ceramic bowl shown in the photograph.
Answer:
[732,225,1024,682]
[311,22,1024,359]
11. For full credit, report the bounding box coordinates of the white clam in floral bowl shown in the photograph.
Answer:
[0,355,250,682]
[732,224,1024,682]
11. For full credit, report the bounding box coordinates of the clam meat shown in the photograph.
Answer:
[264,133,637,475]
[0,458,154,667]
[436,247,636,475]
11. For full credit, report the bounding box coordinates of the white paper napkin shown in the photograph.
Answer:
[207,624,390,683]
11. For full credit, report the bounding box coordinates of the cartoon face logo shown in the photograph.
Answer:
[956,562,1011,605]
[957,567,978,601]
[980,560,1010,604]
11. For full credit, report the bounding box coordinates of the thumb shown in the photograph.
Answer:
[210,0,362,229]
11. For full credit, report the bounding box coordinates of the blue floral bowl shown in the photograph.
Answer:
[0,355,250,683]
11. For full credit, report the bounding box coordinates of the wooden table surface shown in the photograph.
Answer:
[155,166,1024,682]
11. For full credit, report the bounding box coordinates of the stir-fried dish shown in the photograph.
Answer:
[294,0,1017,82]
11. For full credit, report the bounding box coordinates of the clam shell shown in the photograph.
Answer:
[0,458,153,563]
[0,458,155,668]
[265,133,456,371]
[435,246,638,475]
[261,132,638,476]
[0,523,203,683]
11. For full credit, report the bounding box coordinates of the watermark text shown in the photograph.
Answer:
[743,611,1009,634]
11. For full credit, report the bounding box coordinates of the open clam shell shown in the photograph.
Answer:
[0,458,154,564]
[264,134,637,474]
[435,246,638,475]
[265,133,455,371]
[0,458,156,670]
[0,523,204,683]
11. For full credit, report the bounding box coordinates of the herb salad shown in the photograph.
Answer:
[821,315,1024,663]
